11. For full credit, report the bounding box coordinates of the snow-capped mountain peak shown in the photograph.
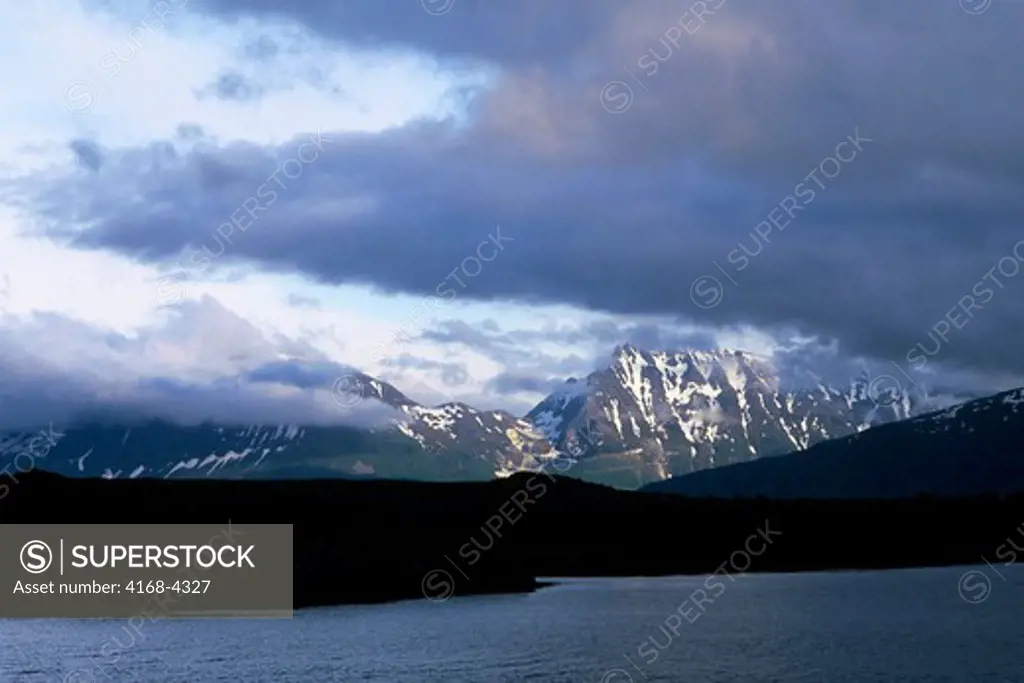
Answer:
[527,345,933,479]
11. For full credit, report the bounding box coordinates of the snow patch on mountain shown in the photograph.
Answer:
[525,345,940,480]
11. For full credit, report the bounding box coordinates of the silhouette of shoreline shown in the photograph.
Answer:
[4,471,1022,607]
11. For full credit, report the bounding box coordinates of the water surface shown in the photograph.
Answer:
[3,564,1021,682]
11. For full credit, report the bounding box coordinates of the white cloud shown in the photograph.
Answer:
[0,0,754,426]
[0,0,511,423]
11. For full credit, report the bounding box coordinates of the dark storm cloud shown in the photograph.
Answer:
[387,354,470,387]
[186,0,616,66]
[69,140,104,172]
[242,359,347,389]
[242,34,281,62]
[17,0,1024,381]
[198,70,266,102]
[485,373,565,397]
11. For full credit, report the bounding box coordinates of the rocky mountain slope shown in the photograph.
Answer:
[526,344,929,487]
[642,387,1024,498]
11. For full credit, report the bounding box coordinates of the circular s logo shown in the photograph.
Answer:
[64,80,97,114]
[960,0,992,14]
[600,81,634,114]
[422,0,455,14]
[153,275,185,308]
[20,540,53,574]
[958,569,992,604]
[867,374,903,408]
[690,275,724,309]
[331,374,367,408]
[421,569,455,602]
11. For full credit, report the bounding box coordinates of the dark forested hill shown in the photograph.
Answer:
[4,471,1023,607]
[643,387,1024,498]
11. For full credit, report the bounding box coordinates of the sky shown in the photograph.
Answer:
[0,0,1021,429]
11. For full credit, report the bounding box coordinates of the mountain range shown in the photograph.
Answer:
[0,344,991,490]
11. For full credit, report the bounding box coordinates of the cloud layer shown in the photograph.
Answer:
[2,0,1022,427]
[0,298,399,430]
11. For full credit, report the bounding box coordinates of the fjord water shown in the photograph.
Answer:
[3,565,1021,682]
